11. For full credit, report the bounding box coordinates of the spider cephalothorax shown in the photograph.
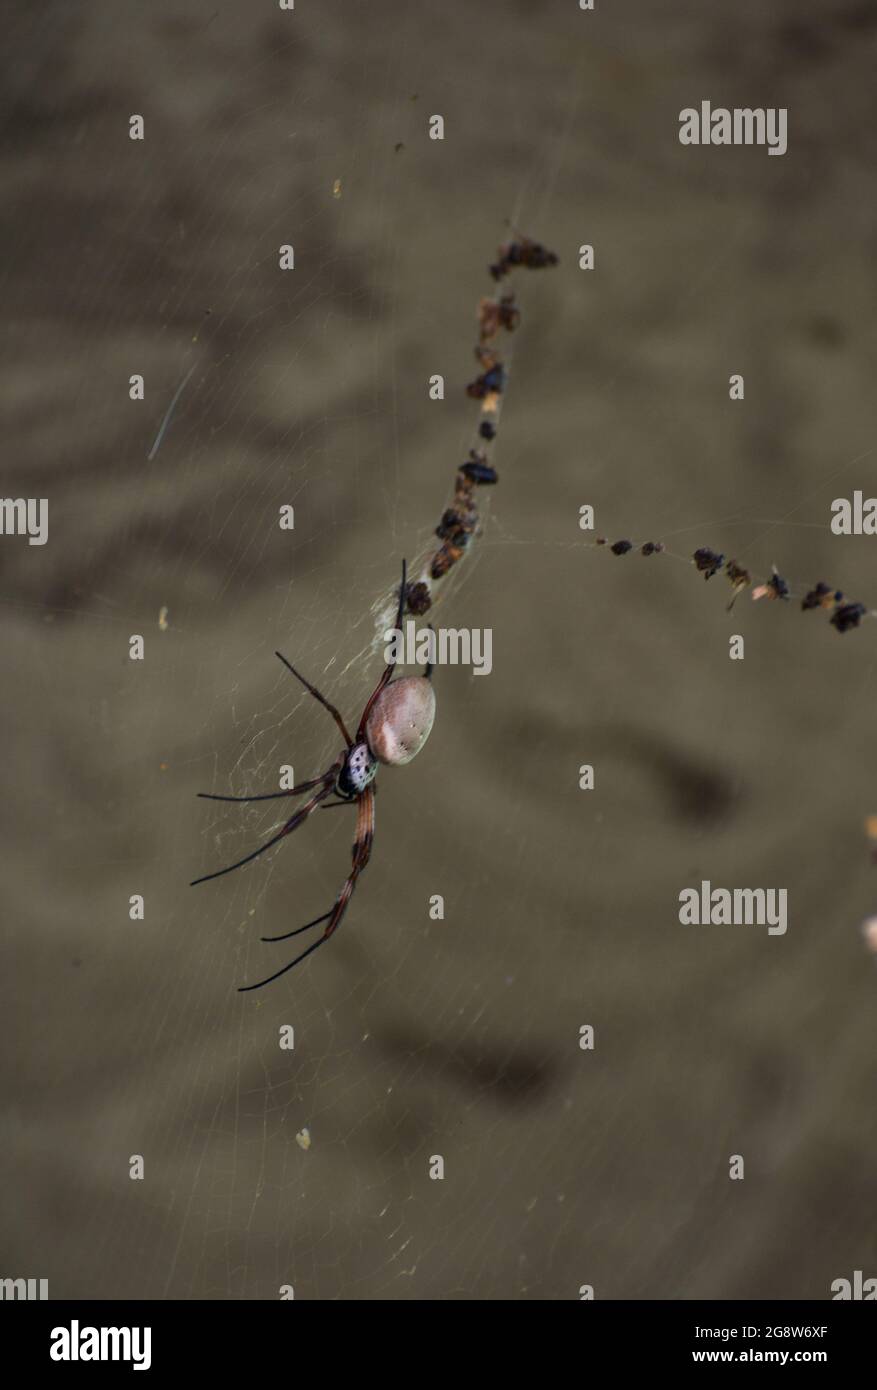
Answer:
[192,560,434,991]
[336,742,378,798]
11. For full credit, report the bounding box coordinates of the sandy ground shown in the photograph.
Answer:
[2,0,876,1299]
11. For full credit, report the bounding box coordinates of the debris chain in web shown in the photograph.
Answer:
[402,236,559,620]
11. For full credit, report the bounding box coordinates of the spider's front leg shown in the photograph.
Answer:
[191,762,342,886]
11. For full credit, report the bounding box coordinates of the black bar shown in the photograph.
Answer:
[3,1299,872,1373]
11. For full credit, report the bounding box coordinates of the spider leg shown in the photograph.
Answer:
[275,652,353,748]
[261,909,332,944]
[196,775,328,804]
[239,786,376,991]
[239,932,329,987]
[319,784,376,811]
[190,764,340,886]
[356,558,408,741]
[423,622,435,680]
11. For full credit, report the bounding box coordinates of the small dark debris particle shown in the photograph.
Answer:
[611,539,634,556]
[694,547,725,579]
[430,543,465,580]
[490,238,559,280]
[595,536,607,546]
[479,420,496,440]
[465,364,505,399]
[802,581,829,611]
[831,601,867,634]
[725,559,751,589]
[724,559,752,610]
[498,294,520,331]
[520,240,558,270]
[767,570,790,600]
[394,142,405,153]
[802,581,834,611]
[435,508,468,541]
[641,541,665,556]
[461,459,498,485]
[406,581,432,616]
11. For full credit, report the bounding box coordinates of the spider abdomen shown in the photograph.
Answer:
[365,676,435,766]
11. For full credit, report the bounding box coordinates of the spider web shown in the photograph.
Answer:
[4,0,877,1304]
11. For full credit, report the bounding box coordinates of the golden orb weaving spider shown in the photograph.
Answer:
[191,561,436,991]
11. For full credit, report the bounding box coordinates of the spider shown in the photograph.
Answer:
[191,561,435,991]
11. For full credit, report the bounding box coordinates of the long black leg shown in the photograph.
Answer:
[190,774,337,886]
[275,651,353,748]
[357,558,407,741]
[423,622,435,680]
[238,934,330,991]
[197,776,326,805]
[261,910,332,943]
[239,787,375,991]
[190,823,303,886]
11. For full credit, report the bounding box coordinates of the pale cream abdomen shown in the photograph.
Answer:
[365,676,436,766]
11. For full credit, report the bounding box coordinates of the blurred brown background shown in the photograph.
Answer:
[2,0,876,1300]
